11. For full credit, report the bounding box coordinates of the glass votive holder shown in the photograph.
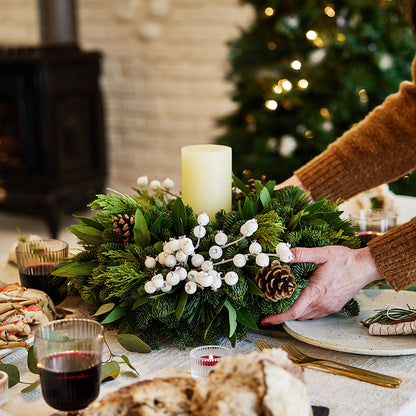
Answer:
[0,371,9,406]
[190,345,232,379]
[350,209,397,247]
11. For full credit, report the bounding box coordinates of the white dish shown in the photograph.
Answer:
[283,289,416,356]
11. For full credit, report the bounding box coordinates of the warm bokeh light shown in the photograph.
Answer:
[320,107,331,119]
[265,7,274,17]
[273,84,283,94]
[281,79,292,91]
[324,6,336,17]
[290,60,302,70]
[359,89,369,103]
[265,99,278,110]
[305,129,314,138]
[298,79,309,89]
[306,30,318,40]
[314,37,324,47]
[268,42,277,51]
[337,33,346,42]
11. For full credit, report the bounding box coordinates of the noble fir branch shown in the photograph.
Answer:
[99,263,148,301]
[89,191,143,217]
[341,298,360,318]
[254,211,284,251]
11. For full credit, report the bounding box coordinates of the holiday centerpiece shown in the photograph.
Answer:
[54,145,360,349]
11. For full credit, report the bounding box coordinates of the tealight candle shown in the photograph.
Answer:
[181,144,232,218]
[190,345,232,379]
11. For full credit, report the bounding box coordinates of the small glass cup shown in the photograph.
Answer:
[190,345,231,379]
[35,318,104,415]
[350,209,397,247]
[15,239,68,304]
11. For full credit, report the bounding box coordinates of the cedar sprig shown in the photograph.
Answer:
[361,305,416,327]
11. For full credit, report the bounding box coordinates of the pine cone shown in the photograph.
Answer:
[112,214,135,244]
[254,260,296,302]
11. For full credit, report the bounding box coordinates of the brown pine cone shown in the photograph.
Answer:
[254,260,296,302]
[236,171,267,200]
[112,214,135,244]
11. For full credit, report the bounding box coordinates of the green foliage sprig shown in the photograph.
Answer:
[54,177,360,349]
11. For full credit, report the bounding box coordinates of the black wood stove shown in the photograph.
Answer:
[0,0,106,237]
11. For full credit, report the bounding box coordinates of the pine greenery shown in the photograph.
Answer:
[54,177,360,349]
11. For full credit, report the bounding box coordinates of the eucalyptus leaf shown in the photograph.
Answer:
[150,215,163,235]
[243,197,255,219]
[101,304,128,324]
[27,345,39,374]
[232,175,250,196]
[52,261,97,278]
[0,364,20,387]
[121,354,140,376]
[21,380,40,393]
[175,291,188,321]
[67,225,104,245]
[224,300,237,338]
[171,198,187,235]
[134,209,151,248]
[93,303,115,317]
[101,361,120,382]
[117,334,151,353]
[229,331,237,348]
[132,296,150,310]
[259,187,271,209]
[236,307,258,330]
[73,215,105,231]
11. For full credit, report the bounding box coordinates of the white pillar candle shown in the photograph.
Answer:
[181,144,232,218]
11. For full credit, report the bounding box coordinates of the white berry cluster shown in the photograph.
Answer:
[137,175,174,192]
[143,212,295,296]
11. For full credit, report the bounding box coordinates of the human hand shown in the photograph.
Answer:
[274,174,307,191]
[261,246,383,325]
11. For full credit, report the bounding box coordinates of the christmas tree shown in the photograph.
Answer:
[216,0,416,195]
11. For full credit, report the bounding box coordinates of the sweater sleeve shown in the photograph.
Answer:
[295,56,416,202]
[368,218,416,290]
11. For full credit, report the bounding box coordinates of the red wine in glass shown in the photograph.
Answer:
[19,263,65,304]
[357,231,383,247]
[38,351,101,412]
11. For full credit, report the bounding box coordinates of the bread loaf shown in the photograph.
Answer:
[84,348,312,416]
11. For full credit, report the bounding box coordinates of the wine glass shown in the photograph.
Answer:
[34,318,104,415]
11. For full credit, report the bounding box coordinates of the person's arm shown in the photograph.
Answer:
[295,57,416,202]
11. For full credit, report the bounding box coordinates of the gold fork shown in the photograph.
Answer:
[255,340,401,388]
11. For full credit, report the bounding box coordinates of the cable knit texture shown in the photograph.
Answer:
[295,57,416,290]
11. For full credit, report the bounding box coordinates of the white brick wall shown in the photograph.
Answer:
[0,0,253,194]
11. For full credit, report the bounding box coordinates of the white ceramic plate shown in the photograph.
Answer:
[283,289,416,356]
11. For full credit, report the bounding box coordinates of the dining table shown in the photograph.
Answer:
[0,261,415,416]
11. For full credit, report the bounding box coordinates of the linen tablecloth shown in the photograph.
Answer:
[0,262,416,416]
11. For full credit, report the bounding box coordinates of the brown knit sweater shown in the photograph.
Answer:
[295,57,416,290]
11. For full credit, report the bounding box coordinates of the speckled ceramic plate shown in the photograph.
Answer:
[283,289,416,356]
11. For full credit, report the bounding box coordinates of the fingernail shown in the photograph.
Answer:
[262,322,271,327]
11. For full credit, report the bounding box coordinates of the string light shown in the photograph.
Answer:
[324,6,336,17]
[306,30,317,40]
[298,79,308,89]
[265,7,274,17]
[337,33,346,42]
[320,107,331,120]
[268,42,277,51]
[281,79,292,91]
[290,60,301,70]
[265,100,278,110]
[314,37,324,47]
[305,129,314,138]
[273,84,283,94]
[359,89,369,103]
